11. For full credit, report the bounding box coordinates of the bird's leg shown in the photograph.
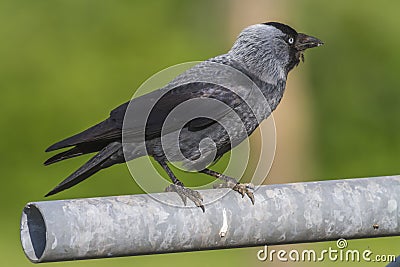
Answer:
[200,168,255,204]
[156,159,205,212]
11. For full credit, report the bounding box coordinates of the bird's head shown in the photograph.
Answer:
[229,22,323,84]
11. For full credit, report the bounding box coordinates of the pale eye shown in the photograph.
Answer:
[288,37,294,44]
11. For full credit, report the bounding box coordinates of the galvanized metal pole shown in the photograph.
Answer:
[21,176,400,263]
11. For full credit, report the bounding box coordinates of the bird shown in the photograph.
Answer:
[44,22,323,211]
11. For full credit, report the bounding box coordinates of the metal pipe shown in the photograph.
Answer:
[20,176,400,263]
[386,256,400,267]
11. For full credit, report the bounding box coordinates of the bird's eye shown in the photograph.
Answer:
[288,37,294,44]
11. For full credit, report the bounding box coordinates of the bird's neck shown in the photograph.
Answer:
[228,48,287,86]
[223,55,287,113]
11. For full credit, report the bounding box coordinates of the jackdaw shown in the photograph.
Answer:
[44,22,323,211]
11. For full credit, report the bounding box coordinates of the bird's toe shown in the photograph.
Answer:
[214,181,255,204]
[165,184,204,211]
[232,183,255,204]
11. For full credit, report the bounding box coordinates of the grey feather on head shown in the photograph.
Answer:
[228,24,294,85]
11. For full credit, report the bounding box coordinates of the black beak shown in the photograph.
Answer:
[295,33,324,51]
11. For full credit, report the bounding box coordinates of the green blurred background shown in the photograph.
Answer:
[1,0,399,266]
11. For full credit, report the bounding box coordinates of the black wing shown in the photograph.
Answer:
[46,81,254,154]
[123,82,249,141]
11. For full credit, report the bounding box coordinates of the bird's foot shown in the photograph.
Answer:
[213,177,255,204]
[165,183,205,212]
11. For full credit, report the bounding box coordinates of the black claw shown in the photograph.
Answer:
[199,205,205,212]
[180,194,188,206]
[247,192,255,205]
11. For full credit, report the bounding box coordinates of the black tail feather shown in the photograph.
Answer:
[45,142,122,196]
[44,146,86,166]
[45,119,120,152]
[44,142,108,166]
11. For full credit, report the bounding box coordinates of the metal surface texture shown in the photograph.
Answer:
[20,176,400,263]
